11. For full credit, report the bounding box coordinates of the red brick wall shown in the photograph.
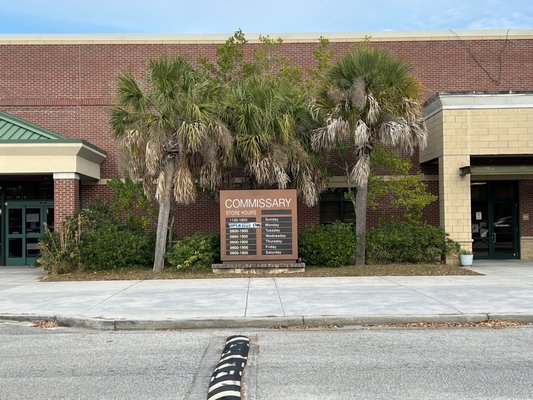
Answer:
[80,184,114,208]
[1,38,532,179]
[173,193,219,237]
[422,181,440,227]
[298,199,320,231]
[1,37,532,237]
[519,181,533,236]
[54,179,80,227]
[78,185,321,236]
[365,179,440,228]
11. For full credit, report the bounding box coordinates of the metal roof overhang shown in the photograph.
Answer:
[0,141,106,179]
[0,111,106,180]
[460,165,533,176]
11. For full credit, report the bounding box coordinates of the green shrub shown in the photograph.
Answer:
[39,204,155,273]
[299,222,357,267]
[366,222,456,264]
[80,225,154,271]
[37,211,88,274]
[107,177,157,230]
[165,232,220,271]
[38,229,81,275]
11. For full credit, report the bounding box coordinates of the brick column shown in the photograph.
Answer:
[53,173,80,228]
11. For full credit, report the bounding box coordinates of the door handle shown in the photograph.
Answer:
[492,233,497,244]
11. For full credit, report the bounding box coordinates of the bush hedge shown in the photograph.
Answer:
[299,222,357,267]
[81,225,154,271]
[366,222,456,264]
[165,232,220,271]
[38,229,81,275]
[38,204,155,273]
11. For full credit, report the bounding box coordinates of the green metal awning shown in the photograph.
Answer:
[0,111,68,140]
[0,110,105,153]
[0,110,106,179]
[460,165,533,176]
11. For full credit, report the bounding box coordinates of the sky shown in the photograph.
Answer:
[0,0,532,34]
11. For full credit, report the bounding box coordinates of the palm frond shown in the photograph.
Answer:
[350,152,371,187]
[110,55,235,204]
[173,166,196,204]
[366,94,380,125]
[145,138,163,177]
[353,120,369,147]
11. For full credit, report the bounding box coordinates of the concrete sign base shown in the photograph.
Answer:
[212,262,305,274]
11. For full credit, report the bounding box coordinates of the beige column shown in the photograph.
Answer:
[437,110,474,259]
[439,155,472,256]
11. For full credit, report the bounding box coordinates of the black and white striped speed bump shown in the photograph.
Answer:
[207,335,250,400]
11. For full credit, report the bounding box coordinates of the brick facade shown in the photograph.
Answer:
[54,178,80,227]
[2,36,533,177]
[1,33,533,240]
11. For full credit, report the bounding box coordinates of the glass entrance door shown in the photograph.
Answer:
[4,202,54,266]
[472,200,489,257]
[6,207,24,265]
[492,201,518,257]
[471,182,519,259]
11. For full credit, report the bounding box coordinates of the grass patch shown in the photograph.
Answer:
[42,263,480,281]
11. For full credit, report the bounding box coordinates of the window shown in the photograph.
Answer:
[4,181,53,200]
[319,189,355,224]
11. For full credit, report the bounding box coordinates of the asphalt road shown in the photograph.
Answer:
[1,322,532,400]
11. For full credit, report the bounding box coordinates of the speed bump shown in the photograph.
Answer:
[207,335,249,400]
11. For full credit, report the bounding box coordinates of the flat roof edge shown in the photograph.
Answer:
[0,29,532,44]
[424,92,533,118]
[0,139,106,156]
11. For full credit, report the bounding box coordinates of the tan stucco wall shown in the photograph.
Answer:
[422,100,533,257]
[465,108,533,155]
[439,155,472,253]
[521,237,533,260]
[1,29,531,45]
[423,109,473,252]
[0,143,104,179]
[421,107,533,163]
[421,112,443,163]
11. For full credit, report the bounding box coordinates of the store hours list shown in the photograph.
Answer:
[225,210,292,257]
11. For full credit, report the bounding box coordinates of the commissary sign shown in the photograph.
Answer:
[220,189,298,262]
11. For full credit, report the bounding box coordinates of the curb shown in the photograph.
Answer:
[2,313,533,331]
[302,314,497,326]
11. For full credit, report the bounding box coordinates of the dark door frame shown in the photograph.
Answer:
[472,181,520,259]
[3,200,54,266]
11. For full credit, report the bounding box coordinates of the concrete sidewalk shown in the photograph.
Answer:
[1,260,533,330]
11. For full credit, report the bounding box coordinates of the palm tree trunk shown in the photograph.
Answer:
[153,161,175,272]
[153,197,171,271]
[355,181,368,265]
[343,162,358,264]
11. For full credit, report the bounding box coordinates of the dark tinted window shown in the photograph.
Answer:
[320,189,356,224]
[4,181,53,200]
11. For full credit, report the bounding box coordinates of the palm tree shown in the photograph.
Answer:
[110,56,234,271]
[224,75,324,206]
[312,47,427,265]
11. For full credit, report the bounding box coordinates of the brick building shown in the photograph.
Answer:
[0,29,532,265]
